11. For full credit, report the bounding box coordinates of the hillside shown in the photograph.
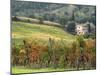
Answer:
[12,21,75,45]
[11,0,96,25]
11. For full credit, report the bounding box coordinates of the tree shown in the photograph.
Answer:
[29,14,35,18]
[88,23,91,33]
[59,17,68,26]
[77,35,84,48]
[38,17,43,24]
[67,21,75,33]
[12,16,20,21]
[89,16,96,25]
[43,13,50,21]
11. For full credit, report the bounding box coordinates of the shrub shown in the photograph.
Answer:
[12,16,20,21]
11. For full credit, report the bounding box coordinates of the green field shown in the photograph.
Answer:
[12,66,95,74]
[12,21,75,39]
[12,66,78,74]
[12,21,76,45]
[12,67,65,74]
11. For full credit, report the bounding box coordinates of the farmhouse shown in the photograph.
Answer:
[75,22,89,35]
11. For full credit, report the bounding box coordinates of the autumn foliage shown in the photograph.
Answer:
[12,36,96,70]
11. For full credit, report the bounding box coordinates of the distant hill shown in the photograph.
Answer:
[11,0,96,25]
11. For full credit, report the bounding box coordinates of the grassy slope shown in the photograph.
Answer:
[12,66,77,74]
[12,66,95,74]
[12,21,75,42]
